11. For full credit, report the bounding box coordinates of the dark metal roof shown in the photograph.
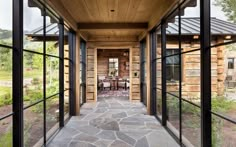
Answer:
[26,17,236,39]
[164,17,236,35]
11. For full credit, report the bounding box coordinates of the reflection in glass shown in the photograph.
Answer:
[166,93,180,136]
[211,0,236,44]
[211,43,236,120]
[46,95,59,140]
[0,117,12,146]
[156,89,162,118]
[182,101,201,147]
[46,57,59,97]
[46,10,59,56]
[212,114,236,147]
[64,90,70,120]
[0,0,12,45]
[0,48,12,117]
[23,52,43,106]
[24,103,43,147]
[23,0,43,52]
[182,50,201,106]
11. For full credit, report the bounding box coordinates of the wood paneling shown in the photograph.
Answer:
[86,48,95,101]
[130,47,140,101]
[59,0,176,23]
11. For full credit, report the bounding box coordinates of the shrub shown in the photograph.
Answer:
[0,92,11,107]
[0,128,12,147]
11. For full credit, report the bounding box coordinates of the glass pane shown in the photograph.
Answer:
[211,0,236,44]
[46,57,59,97]
[156,89,162,118]
[64,59,69,91]
[23,0,43,52]
[182,101,201,147]
[212,114,236,147]
[166,55,180,97]
[181,0,200,51]
[0,0,12,45]
[46,95,59,140]
[0,116,12,147]
[64,90,70,120]
[166,93,180,137]
[24,103,44,147]
[0,48,12,117]
[166,10,180,56]
[182,50,201,106]
[23,52,43,106]
[46,10,59,56]
[211,43,236,119]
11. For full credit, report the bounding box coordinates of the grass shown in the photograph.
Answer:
[0,70,42,80]
[0,128,12,147]
[0,87,11,96]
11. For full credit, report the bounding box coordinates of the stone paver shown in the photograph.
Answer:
[48,97,179,147]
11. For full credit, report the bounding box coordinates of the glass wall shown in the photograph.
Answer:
[0,0,13,145]
[153,0,202,146]
[152,0,236,146]
[210,0,236,146]
[0,0,75,146]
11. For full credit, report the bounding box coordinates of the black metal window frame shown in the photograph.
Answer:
[150,0,236,146]
[0,0,76,146]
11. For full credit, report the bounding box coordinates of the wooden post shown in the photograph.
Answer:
[146,34,151,114]
[75,30,81,115]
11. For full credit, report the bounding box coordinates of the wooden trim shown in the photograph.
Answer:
[94,49,98,102]
[46,0,77,30]
[148,0,179,31]
[146,34,151,114]
[88,36,139,42]
[129,48,133,101]
[78,23,148,30]
[75,31,81,115]
[94,47,132,102]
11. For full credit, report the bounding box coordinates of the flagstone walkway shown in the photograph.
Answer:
[48,97,179,147]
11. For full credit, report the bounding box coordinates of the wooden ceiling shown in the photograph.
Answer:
[48,0,179,41]
[60,0,167,23]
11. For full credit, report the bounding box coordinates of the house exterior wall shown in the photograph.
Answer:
[156,39,225,101]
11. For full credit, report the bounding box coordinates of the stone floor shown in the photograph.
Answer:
[48,97,179,147]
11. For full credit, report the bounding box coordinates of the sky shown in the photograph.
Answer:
[0,0,229,31]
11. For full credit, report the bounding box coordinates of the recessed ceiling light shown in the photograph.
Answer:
[110,10,115,12]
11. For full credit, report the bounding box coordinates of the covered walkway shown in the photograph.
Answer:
[48,97,178,147]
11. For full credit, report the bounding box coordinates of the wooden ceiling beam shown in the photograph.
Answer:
[88,35,139,42]
[78,23,148,30]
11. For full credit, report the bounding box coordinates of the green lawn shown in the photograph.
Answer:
[0,70,42,80]
[0,86,11,96]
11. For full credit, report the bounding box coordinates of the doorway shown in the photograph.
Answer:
[96,49,130,100]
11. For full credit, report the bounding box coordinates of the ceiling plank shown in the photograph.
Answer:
[148,0,179,30]
[47,0,77,30]
[78,23,148,29]
[96,0,109,22]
